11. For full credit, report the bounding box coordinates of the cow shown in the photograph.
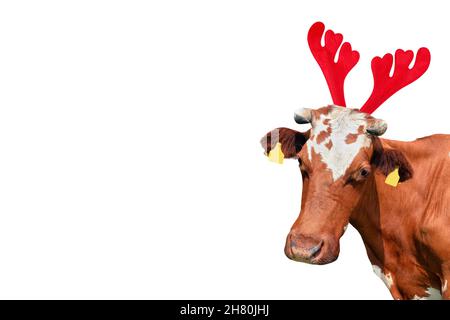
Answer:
[261,105,450,300]
[261,22,450,300]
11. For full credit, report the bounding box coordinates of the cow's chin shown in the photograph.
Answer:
[312,240,340,265]
[306,250,339,265]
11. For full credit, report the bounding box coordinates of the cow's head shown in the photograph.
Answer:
[261,105,413,265]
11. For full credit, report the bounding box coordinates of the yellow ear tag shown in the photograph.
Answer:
[385,168,400,187]
[268,142,284,164]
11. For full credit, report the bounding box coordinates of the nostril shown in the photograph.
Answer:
[288,234,298,248]
[285,234,295,259]
[308,240,324,258]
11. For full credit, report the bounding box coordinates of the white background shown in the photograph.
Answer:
[0,1,448,299]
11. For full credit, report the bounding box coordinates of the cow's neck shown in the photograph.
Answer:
[349,138,442,299]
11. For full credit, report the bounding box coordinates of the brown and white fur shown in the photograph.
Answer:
[261,105,450,300]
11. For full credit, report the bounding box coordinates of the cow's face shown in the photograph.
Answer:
[261,105,412,265]
[288,105,386,264]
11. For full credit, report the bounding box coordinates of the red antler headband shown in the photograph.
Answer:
[308,22,431,114]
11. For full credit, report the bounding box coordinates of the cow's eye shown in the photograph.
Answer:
[360,168,370,178]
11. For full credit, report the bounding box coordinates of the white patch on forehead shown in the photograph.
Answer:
[306,106,370,181]
[372,265,394,289]
[412,287,442,300]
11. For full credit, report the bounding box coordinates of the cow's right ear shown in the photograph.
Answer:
[260,128,309,159]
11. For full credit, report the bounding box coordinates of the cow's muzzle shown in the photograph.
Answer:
[285,233,332,264]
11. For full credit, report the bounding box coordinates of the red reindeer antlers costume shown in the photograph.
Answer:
[308,22,431,114]
[360,48,431,113]
[308,22,360,107]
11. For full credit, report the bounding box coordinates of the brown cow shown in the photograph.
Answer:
[261,105,450,299]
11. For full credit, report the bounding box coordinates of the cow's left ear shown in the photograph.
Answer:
[370,138,414,182]
[260,128,309,159]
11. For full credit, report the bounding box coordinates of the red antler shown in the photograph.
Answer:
[360,48,431,114]
[308,22,360,107]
